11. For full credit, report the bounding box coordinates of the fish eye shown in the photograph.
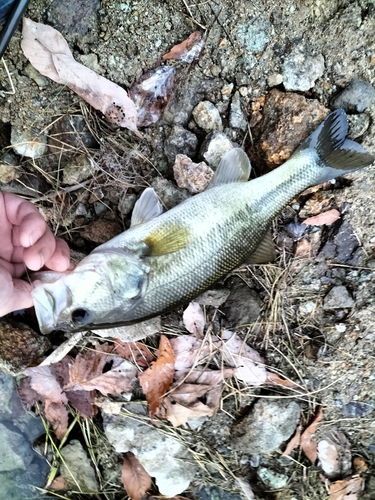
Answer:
[71,308,91,326]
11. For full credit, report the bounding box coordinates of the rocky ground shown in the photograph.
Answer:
[1,0,375,499]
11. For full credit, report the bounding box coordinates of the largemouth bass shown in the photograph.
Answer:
[32,109,374,334]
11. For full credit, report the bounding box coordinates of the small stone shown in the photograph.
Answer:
[237,18,271,53]
[0,162,17,184]
[231,399,301,454]
[282,50,324,91]
[317,432,352,479]
[192,101,223,132]
[11,127,47,159]
[267,73,283,87]
[60,440,98,492]
[62,154,93,185]
[323,285,354,309]
[24,63,48,87]
[173,154,213,193]
[229,91,247,131]
[347,113,370,139]
[103,410,199,496]
[199,131,234,167]
[80,53,104,73]
[80,220,122,244]
[195,288,231,307]
[299,301,318,315]
[164,125,198,165]
[341,402,374,418]
[258,467,288,489]
[332,78,375,113]
[221,83,234,96]
[118,193,137,215]
[49,115,98,153]
[222,277,261,327]
[151,177,189,209]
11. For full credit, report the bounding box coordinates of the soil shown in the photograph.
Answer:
[1,0,375,499]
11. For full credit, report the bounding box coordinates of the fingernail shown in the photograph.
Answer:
[39,248,49,269]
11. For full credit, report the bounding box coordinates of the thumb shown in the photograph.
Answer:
[0,268,33,316]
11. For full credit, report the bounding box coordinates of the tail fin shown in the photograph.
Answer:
[297,109,375,183]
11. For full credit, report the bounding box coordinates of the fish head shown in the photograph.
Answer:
[32,249,148,334]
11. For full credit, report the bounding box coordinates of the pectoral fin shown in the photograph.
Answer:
[209,148,251,188]
[131,188,163,227]
[246,231,276,264]
[143,223,190,255]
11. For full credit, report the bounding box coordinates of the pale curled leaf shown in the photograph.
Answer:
[170,334,221,371]
[182,301,205,337]
[114,339,155,367]
[303,209,340,226]
[328,476,363,500]
[22,18,141,136]
[24,365,68,405]
[121,452,152,500]
[162,31,204,63]
[139,335,175,417]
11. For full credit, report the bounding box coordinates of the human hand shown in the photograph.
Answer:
[0,192,70,316]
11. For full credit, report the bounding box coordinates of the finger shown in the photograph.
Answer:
[0,257,25,278]
[3,193,45,247]
[23,230,57,271]
[44,238,71,272]
[0,268,33,316]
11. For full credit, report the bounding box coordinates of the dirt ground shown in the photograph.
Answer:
[1,0,375,499]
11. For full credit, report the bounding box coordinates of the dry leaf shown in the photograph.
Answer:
[21,18,141,136]
[303,209,340,226]
[44,400,69,440]
[170,334,221,371]
[221,330,267,385]
[24,365,68,405]
[301,406,323,462]
[129,66,176,127]
[161,396,216,427]
[329,476,363,500]
[318,431,352,479]
[49,476,68,490]
[114,339,155,368]
[121,452,151,500]
[236,477,255,500]
[139,335,175,417]
[266,372,298,388]
[182,302,205,338]
[162,31,204,63]
[353,457,368,474]
[282,423,302,456]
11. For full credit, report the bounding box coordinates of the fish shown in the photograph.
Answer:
[32,109,375,334]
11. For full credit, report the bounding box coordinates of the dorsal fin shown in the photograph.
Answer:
[246,231,276,264]
[209,148,251,188]
[143,223,190,255]
[131,188,163,227]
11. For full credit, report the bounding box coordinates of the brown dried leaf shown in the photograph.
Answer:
[139,335,175,417]
[282,423,302,456]
[170,334,221,371]
[161,396,216,427]
[162,31,204,63]
[121,452,151,500]
[301,406,323,462]
[129,66,176,127]
[24,365,68,405]
[182,302,205,338]
[266,372,298,388]
[303,209,340,226]
[221,330,267,385]
[21,18,141,136]
[49,476,68,491]
[44,400,69,440]
[329,476,363,500]
[114,339,155,368]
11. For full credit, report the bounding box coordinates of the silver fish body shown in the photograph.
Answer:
[32,110,375,333]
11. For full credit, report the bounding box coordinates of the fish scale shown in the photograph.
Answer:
[31,109,375,334]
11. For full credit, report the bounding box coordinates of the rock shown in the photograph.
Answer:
[62,154,93,185]
[0,322,51,375]
[103,407,199,496]
[319,219,361,265]
[323,285,355,309]
[0,161,17,184]
[221,83,234,97]
[317,432,352,479]
[164,125,198,165]
[196,485,242,500]
[236,18,272,70]
[47,0,101,35]
[79,53,104,73]
[60,440,98,492]
[251,89,329,170]
[282,50,324,91]
[173,154,213,193]
[151,177,189,209]
[267,73,283,87]
[192,101,223,132]
[332,78,375,113]
[93,316,161,342]
[49,115,98,153]
[11,127,47,159]
[24,63,49,88]
[195,288,231,307]
[118,193,137,215]
[231,399,301,454]
[80,219,122,244]
[222,277,261,327]
[347,113,370,139]
[162,73,205,126]
[257,467,288,489]
[199,131,234,167]
[229,91,247,131]
[340,401,374,418]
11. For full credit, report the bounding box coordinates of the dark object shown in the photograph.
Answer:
[0,0,31,58]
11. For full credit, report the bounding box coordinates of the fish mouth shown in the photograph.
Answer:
[31,286,59,334]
